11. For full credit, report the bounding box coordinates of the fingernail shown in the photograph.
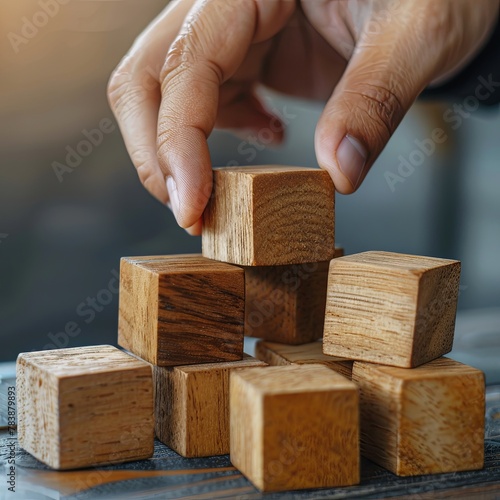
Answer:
[337,134,367,190]
[166,176,180,221]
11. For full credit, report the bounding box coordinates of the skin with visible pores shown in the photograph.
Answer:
[108,0,499,235]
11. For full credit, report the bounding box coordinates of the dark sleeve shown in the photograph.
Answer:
[420,18,500,105]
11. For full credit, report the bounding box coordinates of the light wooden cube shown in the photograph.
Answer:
[352,357,484,476]
[230,365,359,491]
[202,166,335,266]
[118,255,244,366]
[255,340,353,379]
[323,251,461,367]
[17,345,154,470]
[154,355,266,457]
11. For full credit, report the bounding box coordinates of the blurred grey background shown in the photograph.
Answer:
[1,1,499,378]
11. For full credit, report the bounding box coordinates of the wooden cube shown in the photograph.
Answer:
[154,355,266,457]
[334,247,345,257]
[17,345,154,470]
[202,166,335,266]
[255,340,353,379]
[244,247,344,344]
[118,255,244,366]
[352,357,485,476]
[230,365,359,491]
[244,262,329,344]
[323,251,461,367]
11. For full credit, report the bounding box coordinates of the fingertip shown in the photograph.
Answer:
[166,175,180,218]
[316,132,355,195]
[320,162,357,195]
[177,168,213,228]
[335,134,368,191]
[166,168,213,229]
[185,218,202,236]
[166,201,202,235]
[158,124,214,228]
[167,174,200,229]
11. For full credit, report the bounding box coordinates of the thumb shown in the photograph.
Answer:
[315,18,434,193]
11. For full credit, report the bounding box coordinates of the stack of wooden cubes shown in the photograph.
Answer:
[255,251,484,485]
[16,166,485,494]
[117,253,268,458]
[200,167,360,490]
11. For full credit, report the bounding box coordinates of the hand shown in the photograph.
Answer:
[108,0,499,234]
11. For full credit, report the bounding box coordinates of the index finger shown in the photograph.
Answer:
[157,0,295,228]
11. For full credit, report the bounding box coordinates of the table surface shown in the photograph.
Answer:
[1,374,500,500]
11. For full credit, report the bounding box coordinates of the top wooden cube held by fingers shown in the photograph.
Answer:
[202,166,335,266]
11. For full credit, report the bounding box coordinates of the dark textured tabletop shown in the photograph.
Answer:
[1,378,500,499]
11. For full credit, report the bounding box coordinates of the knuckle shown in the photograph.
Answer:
[107,58,133,108]
[108,59,159,118]
[160,31,197,84]
[132,149,162,187]
[160,19,224,88]
[111,86,147,123]
[139,165,168,204]
[136,162,156,187]
[142,174,166,202]
[156,122,176,154]
[348,82,405,140]
[131,148,155,176]
[107,73,126,111]
[424,2,455,41]
[136,161,153,186]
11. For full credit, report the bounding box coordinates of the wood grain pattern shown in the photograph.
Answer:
[230,365,359,492]
[244,262,329,344]
[244,247,344,344]
[352,357,485,476]
[16,345,154,470]
[323,251,461,368]
[4,422,500,498]
[255,340,353,379]
[118,255,244,366]
[202,166,335,266]
[154,355,266,458]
